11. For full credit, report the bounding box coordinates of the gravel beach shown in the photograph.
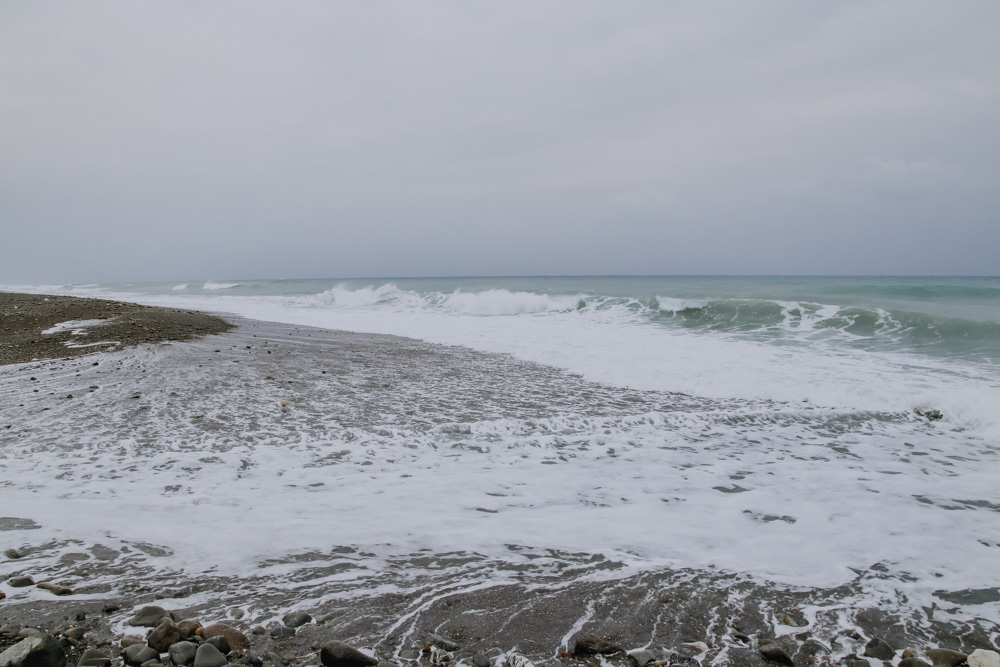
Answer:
[1,293,998,667]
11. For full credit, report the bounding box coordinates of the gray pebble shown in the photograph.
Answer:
[281,613,311,629]
[193,644,227,667]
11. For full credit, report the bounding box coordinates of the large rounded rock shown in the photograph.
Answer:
[122,645,158,667]
[127,607,170,628]
[204,637,229,656]
[147,619,183,653]
[192,644,227,667]
[969,650,1000,667]
[863,638,895,661]
[0,634,66,667]
[319,642,378,667]
[199,625,249,652]
[168,643,197,667]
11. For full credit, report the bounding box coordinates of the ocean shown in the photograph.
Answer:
[2,275,999,651]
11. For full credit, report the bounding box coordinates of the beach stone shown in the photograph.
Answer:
[0,627,20,638]
[758,646,794,667]
[168,643,197,667]
[472,655,491,667]
[177,621,202,640]
[968,650,1000,667]
[37,583,72,596]
[926,650,968,667]
[397,650,419,661]
[147,618,183,653]
[573,636,624,656]
[281,613,311,629]
[77,648,110,667]
[8,576,34,588]
[120,638,145,648]
[127,606,170,628]
[251,627,265,636]
[3,549,23,560]
[319,641,378,667]
[192,645,227,667]
[425,635,459,652]
[899,660,931,667]
[122,646,158,667]
[200,626,249,651]
[376,662,397,667]
[628,650,656,667]
[0,634,66,667]
[844,658,869,667]
[204,637,229,656]
[864,638,895,661]
[270,628,295,639]
[61,629,84,642]
[726,648,766,667]
[0,591,4,600]
[228,609,245,620]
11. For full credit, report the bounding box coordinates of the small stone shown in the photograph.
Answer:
[727,648,767,667]
[121,638,145,648]
[678,643,710,659]
[61,628,84,641]
[0,627,20,638]
[37,583,72,596]
[315,614,334,625]
[398,650,419,661]
[472,655,491,667]
[899,659,931,667]
[758,645,794,667]
[864,638,895,661]
[281,612,312,629]
[319,641,378,667]
[0,634,66,667]
[205,637,230,656]
[3,550,22,560]
[902,651,916,660]
[0,591,4,601]
[926,649,968,667]
[573,636,624,656]
[968,650,1000,667]
[127,606,170,628]
[843,658,868,667]
[168,642,198,667]
[177,621,202,639]
[774,613,801,627]
[628,651,656,667]
[77,648,110,667]
[122,645,159,667]
[251,627,266,636]
[102,604,120,614]
[425,635,459,652]
[192,644,227,667]
[200,625,249,651]
[282,654,296,663]
[270,627,295,638]
[228,609,245,620]
[8,576,34,588]
[148,618,184,653]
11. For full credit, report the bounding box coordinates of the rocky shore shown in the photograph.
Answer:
[0,292,232,366]
[1,594,999,667]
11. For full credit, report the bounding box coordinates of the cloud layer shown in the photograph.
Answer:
[2,1,998,281]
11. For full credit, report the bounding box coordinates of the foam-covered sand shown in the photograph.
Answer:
[2,305,999,660]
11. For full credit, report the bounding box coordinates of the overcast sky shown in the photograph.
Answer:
[1,1,998,282]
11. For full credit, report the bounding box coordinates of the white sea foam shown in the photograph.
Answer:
[41,318,113,336]
[3,278,999,628]
[202,281,241,290]
[172,283,189,290]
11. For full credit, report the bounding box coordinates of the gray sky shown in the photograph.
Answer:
[2,1,998,282]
